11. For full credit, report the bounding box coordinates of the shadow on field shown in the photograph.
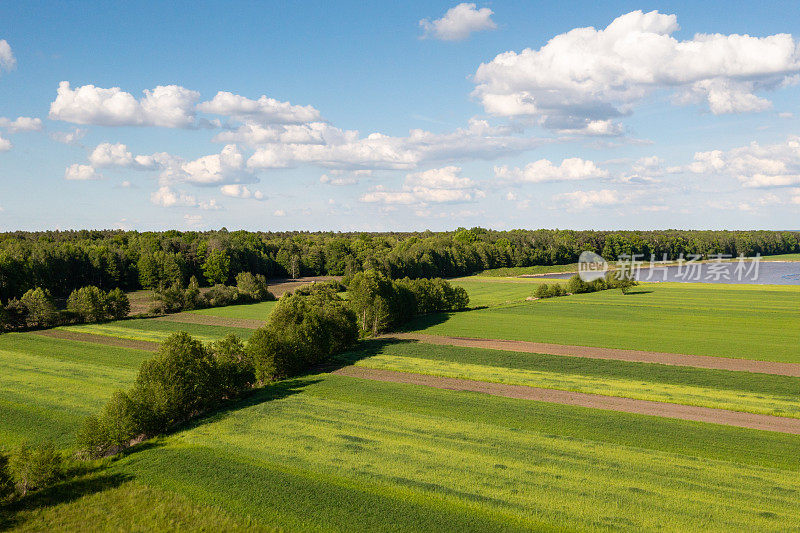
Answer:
[397,312,452,333]
[0,472,133,530]
[327,337,417,370]
[624,289,654,295]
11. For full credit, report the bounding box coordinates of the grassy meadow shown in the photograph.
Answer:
[409,282,800,362]
[58,319,256,344]
[190,300,277,320]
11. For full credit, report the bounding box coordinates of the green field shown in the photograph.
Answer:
[449,277,564,307]
[58,319,256,343]
[408,282,800,362]
[190,301,277,320]
[96,375,800,532]
[0,334,150,446]
[344,340,800,417]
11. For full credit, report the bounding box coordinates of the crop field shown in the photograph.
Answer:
[408,282,800,362]
[0,333,150,446]
[3,276,800,531]
[58,318,256,344]
[342,340,800,418]
[93,375,800,532]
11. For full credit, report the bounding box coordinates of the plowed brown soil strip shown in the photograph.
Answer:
[31,329,159,351]
[333,366,800,434]
[153,313,264,329]
[389,333,800,377]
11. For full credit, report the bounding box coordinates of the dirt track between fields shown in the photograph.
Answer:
[333,366,800,434]
[153,313,265,329]
[31,329,159,351]
[388,333,800,377]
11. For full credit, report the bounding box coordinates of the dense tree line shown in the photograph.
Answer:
[536,273,637,299]
[0,285,129,331]
[1,228,797,301]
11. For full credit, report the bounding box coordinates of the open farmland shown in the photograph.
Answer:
[2,275,800,531]
[408,282,800,363]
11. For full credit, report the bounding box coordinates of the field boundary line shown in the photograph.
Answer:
[29,329,159,351]
[333,366,800,434]
[389,333,800,377]
[153,313,265,329]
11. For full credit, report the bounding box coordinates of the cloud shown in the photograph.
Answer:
[65,163,102,180]
[554,189,627,210]
[0,116,43,133]
[50,128,87,145]
[49,82,200,127]
[0,40,14,73]
[150,186,197,207]
[247,118,542,171]
[361,166,482,205]
[420,3,497,41]
[181,144,255,185]
[273,209,286,217]
[473,10,800,130]
[220,184,264,199]
[197,91,321,124]
[688,135,800,188]
[0,135,11,152]
[495,158,607,183]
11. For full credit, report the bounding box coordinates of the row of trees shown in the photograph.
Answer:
[151,272,275,314]
[536,273,637,299]
[348,271,470,335]
[79,286,358,458]
[1,228,797,301]
[0,286,129,331]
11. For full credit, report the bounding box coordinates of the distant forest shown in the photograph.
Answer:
[1,228,798,300]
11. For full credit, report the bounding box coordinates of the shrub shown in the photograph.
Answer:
[2,298,28,330]
[152,281,188,314]
[106,288,131,319]
[20,288,57,328]
[9,441,63,497]
[235,272,273,301]
[203,284,240,308]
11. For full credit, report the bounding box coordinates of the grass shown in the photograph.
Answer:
[408,282,800,363]
[0,334,150,446]
[2,473,271,532]
[190,300,277,320]
[449,277,565,307]
[58,319,256,344]
[343,340,800,418]
[762,253,800,261]
[472,264,579,277]
[97,375,800,532]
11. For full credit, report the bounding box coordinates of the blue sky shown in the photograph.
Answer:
[1,1,799,231]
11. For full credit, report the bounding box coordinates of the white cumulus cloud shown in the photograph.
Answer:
[0,117,43,133]
[0,135,11,152]
[361,166,482,205]
[220,184,264,199]
[473,10,800,131]
[420,3,497,41]
[197,91,321,124]
[495,158,608,183]
[50,128,87,145]
[688,135,800,188]
[64,164,102,181]
[150,186,197,207]
[554,189,627,210]
[49,82,200,128]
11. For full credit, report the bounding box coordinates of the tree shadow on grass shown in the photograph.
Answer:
[323,337,417,372]
[623,289,654,295]
[0,471,133,530]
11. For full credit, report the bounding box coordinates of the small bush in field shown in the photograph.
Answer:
[9,441,63,497]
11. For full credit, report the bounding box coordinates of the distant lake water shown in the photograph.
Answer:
[535,261,800,285]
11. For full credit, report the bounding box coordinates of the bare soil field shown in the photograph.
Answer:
[333,366,800,434]
[390,333,800,377]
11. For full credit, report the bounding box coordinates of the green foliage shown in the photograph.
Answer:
[347,270,470,335]
[209,334,255,396]
[9,441,63,497]
[20,287,57,328]
[235,272,273,301]
[203,250,231,285]
[67,285,130,322]
[204,284,240,308]
[247,289,358,381]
